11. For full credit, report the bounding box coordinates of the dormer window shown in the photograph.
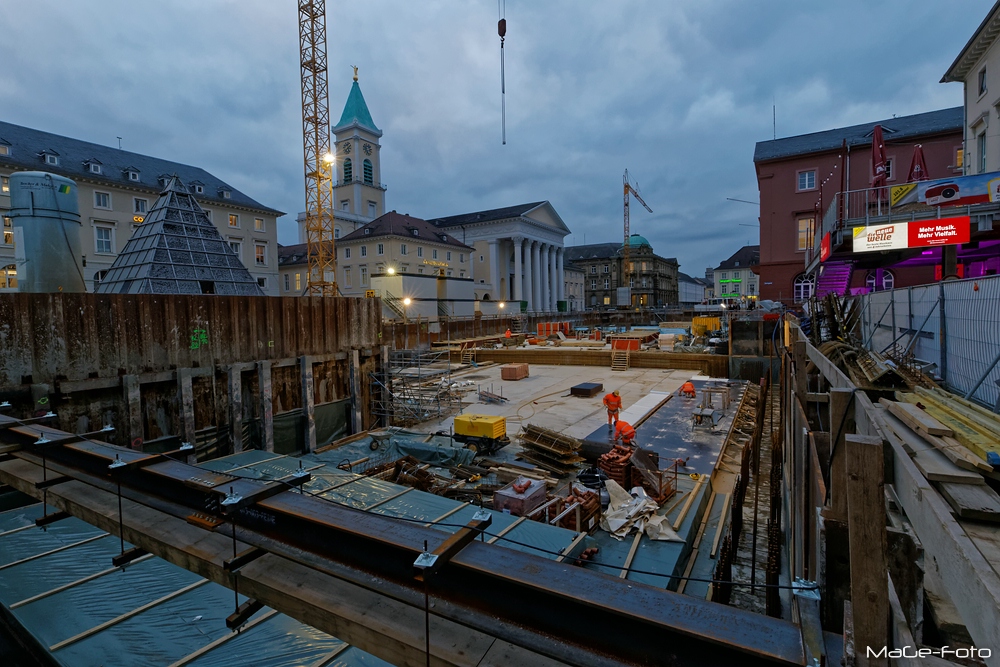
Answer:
[189,181,205,195]
[123,167,140,182]
[219,188,232,199]
[157,174,170,188]
[0,140,11,157]
[364,228,371,235]
[412,228,419,237]
[87,162,102,175]
[40,150,59,166]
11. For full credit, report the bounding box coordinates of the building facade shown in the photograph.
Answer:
[0,121,281,294]
[563,235,679,309]
[280,211,474,297]
[943,3,1000,176]
[564,262,585,312]
[677,272,710,307]
[753,108,963,303]
[428,202,571,312]
[712,245,760,306]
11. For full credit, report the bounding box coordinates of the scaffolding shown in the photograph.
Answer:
[370,349,462,426]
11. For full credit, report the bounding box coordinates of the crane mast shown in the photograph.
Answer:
[622,169,652,305]
[299,0,337,296]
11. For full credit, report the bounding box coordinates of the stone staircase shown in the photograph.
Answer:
[815,261,853,299]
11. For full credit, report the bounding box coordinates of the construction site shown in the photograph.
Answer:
[0,276,999,666]
[3,3,1000,667]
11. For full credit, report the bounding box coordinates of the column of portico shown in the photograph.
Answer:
[512,236,523,302]
[557,248,565,304]
[539,243,549,312]
[523,239,533,311]
[488,240,500,301]
[530,240,541,312]
[549,246,559,312]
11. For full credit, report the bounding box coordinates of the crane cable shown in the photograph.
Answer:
[498,0,506,145]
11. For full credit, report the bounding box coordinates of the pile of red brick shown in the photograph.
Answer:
[500,363,529,381]
[598,444,634,488]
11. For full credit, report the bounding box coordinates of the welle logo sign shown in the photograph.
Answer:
[853,222,907,252]
[853,216,970,253]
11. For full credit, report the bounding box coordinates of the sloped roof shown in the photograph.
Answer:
[333,81,382,136]
[428,202,547,228]
[715,245,760,271]
[942,1,1000,82]
[95,176,264,295]
[340,211,474,249]
[563,243,621,261]
[0,120,282,215]
[678,271,709,286]
[753,107,963,163]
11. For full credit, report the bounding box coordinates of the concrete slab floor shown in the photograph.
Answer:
[417,363,699,441]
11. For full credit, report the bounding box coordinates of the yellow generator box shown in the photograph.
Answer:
[691,316,722,336]
[454,414,506,439]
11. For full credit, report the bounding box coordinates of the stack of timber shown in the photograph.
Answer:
[598,444,634,488]
[629,448,677,504]
[484,459,559,488]
[517,424,585,476]
[896,387,1000,465]
[875,400,1000,523]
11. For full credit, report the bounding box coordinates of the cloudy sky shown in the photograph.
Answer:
[0,1,984,276]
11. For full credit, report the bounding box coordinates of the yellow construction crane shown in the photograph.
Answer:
[622,169,652,305]
[298,0,337,296]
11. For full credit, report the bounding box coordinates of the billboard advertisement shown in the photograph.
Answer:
[853,216,970,253]
[890,172,1000,209]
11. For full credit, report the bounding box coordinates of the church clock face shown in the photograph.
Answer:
[363,143,372,156]
[341,141,351,154]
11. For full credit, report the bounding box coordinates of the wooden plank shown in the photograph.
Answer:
[868,406,1000,655]
[619,530,644,579]
[879,399,952,437]
[845,433,889,667]
[938,482,1000,523]
[925,433,993,473]
[166,609,281,667]
[829,389,855,519]
[673,476,704,531]
[302,355,317,452]
[880,411,984,485]
[710,492,731,559]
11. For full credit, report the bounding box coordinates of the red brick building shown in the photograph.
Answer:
[753,108,963,303]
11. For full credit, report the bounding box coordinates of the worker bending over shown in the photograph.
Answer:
[614,420,637,447]
[603,390,622,428]
[679,381,697,398]
[504,329,512,338]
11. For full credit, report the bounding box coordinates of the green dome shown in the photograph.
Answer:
[624,234,650,248]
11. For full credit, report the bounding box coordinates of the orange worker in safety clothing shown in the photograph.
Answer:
[603,390,622,425]
[504,329,512,338]
[679,381,697,398]
[614,420,637,447]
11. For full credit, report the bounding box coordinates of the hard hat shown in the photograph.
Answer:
[613,390,620,396]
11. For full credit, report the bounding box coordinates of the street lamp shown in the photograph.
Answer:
[387,267,395,275]
[402,297,412,349]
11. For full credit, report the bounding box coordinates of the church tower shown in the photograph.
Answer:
[332,68,385,234]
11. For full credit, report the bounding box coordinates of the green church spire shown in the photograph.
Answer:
[334,69,381,135]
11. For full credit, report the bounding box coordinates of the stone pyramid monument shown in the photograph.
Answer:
[95,175,264,295]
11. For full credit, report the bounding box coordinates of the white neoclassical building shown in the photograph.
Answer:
[428,202,571,312]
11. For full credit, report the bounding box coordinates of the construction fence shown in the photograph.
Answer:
[856,274,1000,408]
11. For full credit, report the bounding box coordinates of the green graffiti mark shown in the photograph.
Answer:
[190,328,208,350]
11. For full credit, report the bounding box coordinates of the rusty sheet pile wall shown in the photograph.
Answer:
[0,294,382,456]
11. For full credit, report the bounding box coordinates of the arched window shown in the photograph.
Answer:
[482,293,491,301]
[865,270,894,292]
[343,159,352,183]
[793,273,815,302]
[0,264,16,290]
[93,269,108,291]
[363,159,373,185]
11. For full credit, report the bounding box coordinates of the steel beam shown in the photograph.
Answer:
[0,425,807,666]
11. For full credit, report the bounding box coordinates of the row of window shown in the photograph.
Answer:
[89,224,269,266]
[339,200,379,217]
[84,191,266,231]
[341,244,464,261]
